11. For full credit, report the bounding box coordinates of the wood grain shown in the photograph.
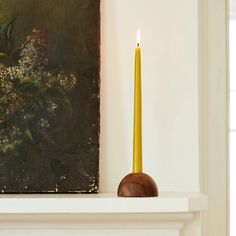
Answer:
[117,173,158,197]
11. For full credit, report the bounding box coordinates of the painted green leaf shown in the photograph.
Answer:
[47,84,66,97]
[3,140,23,154]
[6,22,14,40]
[25,129,33,142]
[19,77,39,97]
[23,113,34,120]
[19,77,33,85]
[3,144,15,154]
[0,52,6,58]
[49,85,72,112]
[0,19,15,40]
[36,98,44,108]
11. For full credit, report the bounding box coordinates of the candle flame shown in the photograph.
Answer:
[136,29,141,46]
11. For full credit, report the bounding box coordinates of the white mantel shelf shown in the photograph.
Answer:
[0,192,207,214]
[0,192,207,233]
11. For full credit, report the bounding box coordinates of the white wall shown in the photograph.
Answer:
[230,19,236,236]
[0,1,205,235]
[100,0,199,193]
[0,229,179,236]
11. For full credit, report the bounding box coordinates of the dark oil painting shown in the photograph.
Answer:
[0,0,100,193]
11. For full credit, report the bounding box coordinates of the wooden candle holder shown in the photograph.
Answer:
[117,173,158,197]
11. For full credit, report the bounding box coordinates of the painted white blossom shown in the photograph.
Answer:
[0,28,78,152]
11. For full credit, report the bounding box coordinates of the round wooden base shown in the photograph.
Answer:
[117,173,158,197]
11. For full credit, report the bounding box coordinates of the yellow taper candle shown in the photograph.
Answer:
[133,29,142,173]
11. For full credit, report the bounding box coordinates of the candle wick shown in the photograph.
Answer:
[137,43,140,47]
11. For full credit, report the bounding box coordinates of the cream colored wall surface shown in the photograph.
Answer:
[100,0,199,192]
[0,229,179,236]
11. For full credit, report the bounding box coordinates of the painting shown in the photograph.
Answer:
[0,0,100,193]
